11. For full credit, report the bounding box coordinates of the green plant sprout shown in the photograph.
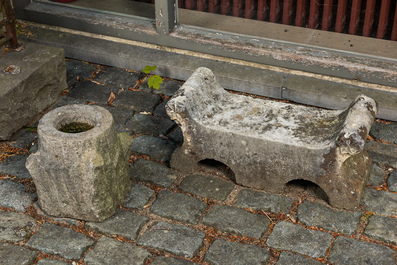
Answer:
[142,65,163,90]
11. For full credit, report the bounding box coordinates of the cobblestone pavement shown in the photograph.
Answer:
[1,60,397,264]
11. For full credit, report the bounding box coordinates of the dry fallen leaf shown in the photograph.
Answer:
[107,92,116,105]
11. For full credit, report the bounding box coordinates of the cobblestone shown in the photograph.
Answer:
[362,188,397,216]
[0,180,36,212]
[364,215,397,245]
[130,159,179,187]
[125,113,175,135]
[0,242,38,265]
[368,163,386,186]
[93,67,140,89]
[0,154,32,179]
[123,183,155,210]
[67,81,118,105]
[65,59,98,87]
[131,136,176,162]
[387,170,397,192]
[112,90,161,113]
[276,252,323,265]
[150,256,197,264]
[0,210,38,242]
[36,259,70,265]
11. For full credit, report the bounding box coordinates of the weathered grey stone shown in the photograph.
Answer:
[202,205,270,238]
[142,79,182,96]
[26,105,133,221]
[365,141,397,168]
[276,252,323,265]
[36,259,70,265]
[368,163,386,186]
[0,43,67,140]
[369,122,397,144]
[236,189,293,214]
[204,238,271,265]
[137,222,205,259]
[123,183,155,209]
[98,105,135,131]
[328,236,397,265]
[9,128,38,149]
[33,202,79,227]
[387,171,397,192]
[66,59,98,87]
[0,155,31,179]
[112,90,161,113]
[130,159,179,187]
[362,188,397,216]
[151,256,197,265]
[179,174,235,201]
[131,136,176,162]
[0,210,39,242]
[67,81,118,105]
[84,236,151,265]
[168,127,184,145]
[154,99,170,118]
[0,180,36,212]
[0,242,38,265]
[125,113,175,135]
[167,68,376,211]
[93,67,140,89]
[26,223,94,260]
[297,201,362,235]
[266,221,334,258]
[51,95,87,109]
[364,215,397,245]
[86,209,148,240]
[151,190,207,224]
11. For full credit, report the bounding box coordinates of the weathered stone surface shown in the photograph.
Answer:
[0,43,67,140]
[9,128,38,149]
[137,222,205,259]
[204,238,271,265]
[154,99,170,118]
[66,59,98,87]
[0,180,36,212]
[0,242,38,265]
[236,189,293,214]
[33,202,79,227]
[112,90,161,113]
[387,171,397,192]
[179,174,235,201]
[297,201,362,234]
[0,155,31,179]
[86,209,149,240]
[364,215,397,245]
[93,67,140,89]
[131,136,176,162]
[98,104,135,132]
[151,257,196,264]
[36,259,70,265]
[125,113,175,135]
[266,221,333,258]
[0,210,38,242]
[368,163,386,186]
[276,252,322,265]
[167,68,376,211]
[142,79,182,96]
[67,81,118,105]
[202,205,270,238]
[168,127,184,145]
[328,236,396,265]
[51,95,87,109]
[130,159,179,187]
[369,122,397,144]
[365,141,397,168]
[123,183,155,210]
[362,188,397,216]
[26,105,133,222]
[84,237,151,265]
[151,190,207,224]
[26,223,94,260]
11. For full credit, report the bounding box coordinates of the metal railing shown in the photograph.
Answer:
[0,0,19,49]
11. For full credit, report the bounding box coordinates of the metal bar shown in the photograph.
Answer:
[270,0,281,23]
[155,0,178,35]
[209,0,219,13]
[334,0,347,32]
[349,0,361,35]
[377,0,391,39]
[197,0,206,11]
[362,0,376,37]
[295,0,306,27]
[257,0,269,21]
[308,0,320,28]
[185,0,195,9]
[221,0,231,15]
[1,0,19,49]
[0,35,12,47]
[282,0,293,25]
[321,0,333,30]
[391,3,397,41]
[245,0,255,18]
[233,0,243,17]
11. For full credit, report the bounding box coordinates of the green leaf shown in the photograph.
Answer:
[148,75,163,90]
[142,65,157,74]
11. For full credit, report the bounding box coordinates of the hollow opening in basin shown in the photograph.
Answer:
[285,179,330,204]
[56,115,95,134]
[197,159,236,182]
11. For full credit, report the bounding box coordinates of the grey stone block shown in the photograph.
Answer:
[84,237,151,265]
[368,163,386,186]
[0,43,67,140]
[168,127,184,145]
[51,95,87,109]
[0,180,36,212]
[328,236,396,265]
[167,67,376,211]
[151,190,207,224]
[137,222,205,259]
[362,188,397,216]
[276,252,323,265]
[66,59,98,87]
[26,223,94,260]
[151,256,197,265]
[93,67,140,89]
[365,141,397,168]
[0,155,31,179]
[204,238,271,265]
[0,210,39,242]
[9,128,38,149]
[266,221,333,258]
[370,122,397,144]
[364,215,397,245]
[236,189,293,214]
[179,174,235,201]
[26,105,133,221]
[0,242,38,265]
[33,202,79,227]
[387,171,397,192]
[36,259,70,265]
[125,113,175,135]
[86,209,149,240]
[123,183,155,210]
[202,205,270,238]
[130,159,179,187]
[131,136,176,163]
[67,80,118,105]
[154,99,170,118]
[112,90,161,113]
[297,201,362,235]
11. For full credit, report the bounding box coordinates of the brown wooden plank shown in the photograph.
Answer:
[391,3,397,40]
[335,0,348,32]
[221,0,232,15]
[308,0,320,28]
[257,0,269,20]
[209,0,220,13]
[362,0,376,37]
[233,0,243,17]
[377,0,391,39]
[322,0,334,30]
[296,0,307,27]
[282,0,293,25]
[245,0,255,18]
[348,0,362,35]
[197,0,207,11]
[270,0,281,22]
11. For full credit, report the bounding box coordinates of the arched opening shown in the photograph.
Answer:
[285,179,330,204]
[197,159,236,182]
